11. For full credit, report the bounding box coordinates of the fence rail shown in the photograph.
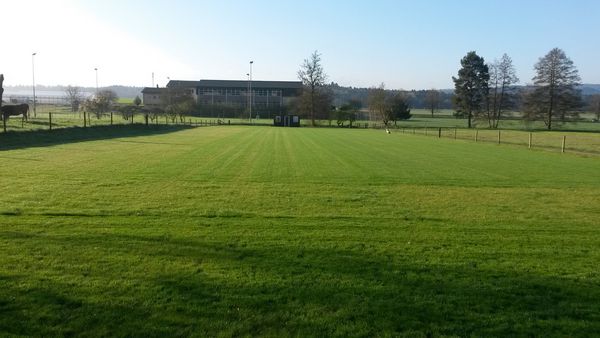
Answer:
[1,110,599,155]
[386,125,600,155]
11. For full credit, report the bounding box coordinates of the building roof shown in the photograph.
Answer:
[166,80,202,88]
[166,79,303,89]
[197,80,303,89]
[141,87,166,94]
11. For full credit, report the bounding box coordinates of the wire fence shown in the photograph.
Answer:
[387,125,600,155]
[1,107,599,156]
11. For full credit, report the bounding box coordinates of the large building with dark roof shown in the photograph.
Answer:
[142,79,303,117]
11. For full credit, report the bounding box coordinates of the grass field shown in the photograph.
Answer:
[1,125,599,336]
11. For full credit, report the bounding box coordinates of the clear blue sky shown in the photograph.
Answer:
[2,0,598,89]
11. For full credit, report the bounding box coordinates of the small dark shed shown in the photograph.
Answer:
[274,115,300,127]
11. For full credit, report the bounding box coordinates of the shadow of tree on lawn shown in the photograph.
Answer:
[1,228,598,337]
[0,124,194,151]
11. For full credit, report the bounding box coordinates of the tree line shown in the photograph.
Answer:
[56,49,600,129]
[298,49,600,129]
[453,48,586,130]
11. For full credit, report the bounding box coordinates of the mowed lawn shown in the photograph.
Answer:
[1,126,599,337]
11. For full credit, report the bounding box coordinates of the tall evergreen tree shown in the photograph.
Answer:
[388,93,412,124]
[524,48,581,130]
[452,51,489,128]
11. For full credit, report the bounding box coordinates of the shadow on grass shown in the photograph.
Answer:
[0,124,194,151]
[0,229,598,336]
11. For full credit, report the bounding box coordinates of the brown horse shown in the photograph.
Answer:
[0,103,29,122]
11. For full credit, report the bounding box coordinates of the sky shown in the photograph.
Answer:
[0,0,598,90]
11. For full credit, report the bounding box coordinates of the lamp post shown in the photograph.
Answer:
[249,60,253,122]
[32,52,37,118]
[246,73,250,119]
[94,68,99,94]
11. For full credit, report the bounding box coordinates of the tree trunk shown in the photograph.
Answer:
[548,87,554,130]
[467,109,472,128]
[496,83,505,129]
[310,85,316,126]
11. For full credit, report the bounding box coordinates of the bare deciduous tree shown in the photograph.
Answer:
[524,48,582,130]
[486,54,519,129]
[161,87,195,122]
[368,83,392,126]
[82,89,118,119]
[425,89,441,118]
[64,85,85,112]
[589,94,600,121]
[298,50,327,126]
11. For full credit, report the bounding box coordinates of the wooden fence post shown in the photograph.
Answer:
[528,132,532,149]
[0,74,4,133]
[110,112,113,125]
[497,130,501,144]
[454,128,457,139]
[49,113,52,130]
[84,111,87,127]
[561,136,566,153]
[438,127,441,138]
[475,130,478,142]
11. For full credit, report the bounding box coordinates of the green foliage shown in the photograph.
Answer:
[133,95,142,106]
[0,127,599,336]
[388,93,412,123]
[335,101,360,127]
[453,51,490,128]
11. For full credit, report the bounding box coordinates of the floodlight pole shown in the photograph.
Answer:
[32,52,37,118]
[249,60,253,122]
[94,68,99,94]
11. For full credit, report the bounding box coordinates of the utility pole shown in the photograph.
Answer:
[249,60,253,122]
[32,52,37,118]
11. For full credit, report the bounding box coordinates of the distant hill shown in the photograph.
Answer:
[4,85,143,99]
[326,83,600,110]
[579,84,600,95]
[4,83,598,108]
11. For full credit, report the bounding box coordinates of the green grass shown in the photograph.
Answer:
[1,126,600,336]
[117,97,135,104]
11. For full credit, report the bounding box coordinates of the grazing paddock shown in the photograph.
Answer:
[0,126,599,336]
